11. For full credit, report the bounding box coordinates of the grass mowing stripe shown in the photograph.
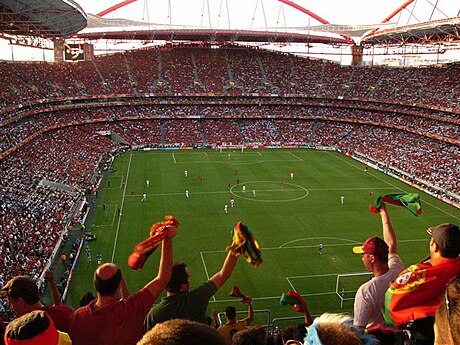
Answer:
[199,238,427,253]
[327,151,460,220]
[111,151,132,262]
[200,251,215,302]
[287,151,303,161]
[67,149,459,317]
[124,186,393,199]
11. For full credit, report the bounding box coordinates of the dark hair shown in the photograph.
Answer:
[166,262,189,293]
[281,324,307,343]
[225,306,237,320]
[138,319,227,345]
[79,291,96,307]
[438,246,460,259]
[231,326,267,345]
[94,268,122,296]
[374,252,389,263]
[1,276,40,305]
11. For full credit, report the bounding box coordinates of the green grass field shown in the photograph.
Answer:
[66,148,460,326]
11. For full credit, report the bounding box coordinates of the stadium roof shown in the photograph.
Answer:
[74,0,460,48]
[76,27,352,46]
[362,17,460,46]
[0,0,459,60]
[0,0,87,38]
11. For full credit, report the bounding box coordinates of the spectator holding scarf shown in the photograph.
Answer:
[383,222,460,343]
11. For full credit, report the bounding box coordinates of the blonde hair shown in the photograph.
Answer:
[138,319,227,345]
[308,313,362,345]
[434,276,460,345]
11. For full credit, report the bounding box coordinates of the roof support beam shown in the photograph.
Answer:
[277,0,354,43]
[98,0,139,17]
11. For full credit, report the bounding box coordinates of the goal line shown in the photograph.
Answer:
[335,272,373,308]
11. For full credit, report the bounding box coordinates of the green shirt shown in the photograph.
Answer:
[145,280,218,330]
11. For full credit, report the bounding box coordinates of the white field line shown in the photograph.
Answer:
[288,151,303,161]
[286,277,297,292]
[200,238,427,254]
[328,152,460,221]
[111,152,132,262]
[209,291,337,304]
[170,159,300,165]
[172,153,177,164]
[200,251,215,302]
[124,186,392,199]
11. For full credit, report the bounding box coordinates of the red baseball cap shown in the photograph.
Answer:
[353,236,389,258]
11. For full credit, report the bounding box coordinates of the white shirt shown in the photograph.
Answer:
[353,253,404,329]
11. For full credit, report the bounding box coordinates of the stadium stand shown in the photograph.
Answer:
[0,46,459,343]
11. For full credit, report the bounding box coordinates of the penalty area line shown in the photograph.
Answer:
[288,151,303,161]
[200,252,215,302]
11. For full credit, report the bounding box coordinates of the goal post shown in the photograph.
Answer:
[218,143,245,153]
[335,272,373,308]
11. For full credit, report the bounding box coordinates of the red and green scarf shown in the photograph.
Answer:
[370,193,422,216]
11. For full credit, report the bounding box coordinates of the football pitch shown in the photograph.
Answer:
[67,148,460,324]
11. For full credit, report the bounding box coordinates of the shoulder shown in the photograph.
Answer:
[357,279,373,293]
[120,288,157,313]
[44,304,73,314]
[192,281,218,294]
[236,320,248,328]
[388,253,405,271]
[218,324,230,331]
[70,304,92,319]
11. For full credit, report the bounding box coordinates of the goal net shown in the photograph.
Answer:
[335,272,373,308]
[218,143,245,153]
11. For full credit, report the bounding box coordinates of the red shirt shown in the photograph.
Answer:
[43,304,73,333]
[69,288,155,345]
[384,257,460,325]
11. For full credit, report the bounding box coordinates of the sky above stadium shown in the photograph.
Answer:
[78,0,404,26]
[1,0,458,62]
[75,0,446,29]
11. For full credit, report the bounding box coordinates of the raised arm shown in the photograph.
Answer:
[45,270,62,306]
[242,297,254,325]
[295,294,313,326]
[210,251,238,289]
[380,203,398,254]
[143,227,175,298]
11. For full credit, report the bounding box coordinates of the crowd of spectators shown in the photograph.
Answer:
[337,125,460,194]
[0,44,459,344]
[1,107,458,194]
[0,126,121,317]
[1,44,459,111]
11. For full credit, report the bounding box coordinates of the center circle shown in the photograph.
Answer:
[230,181,309,202]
